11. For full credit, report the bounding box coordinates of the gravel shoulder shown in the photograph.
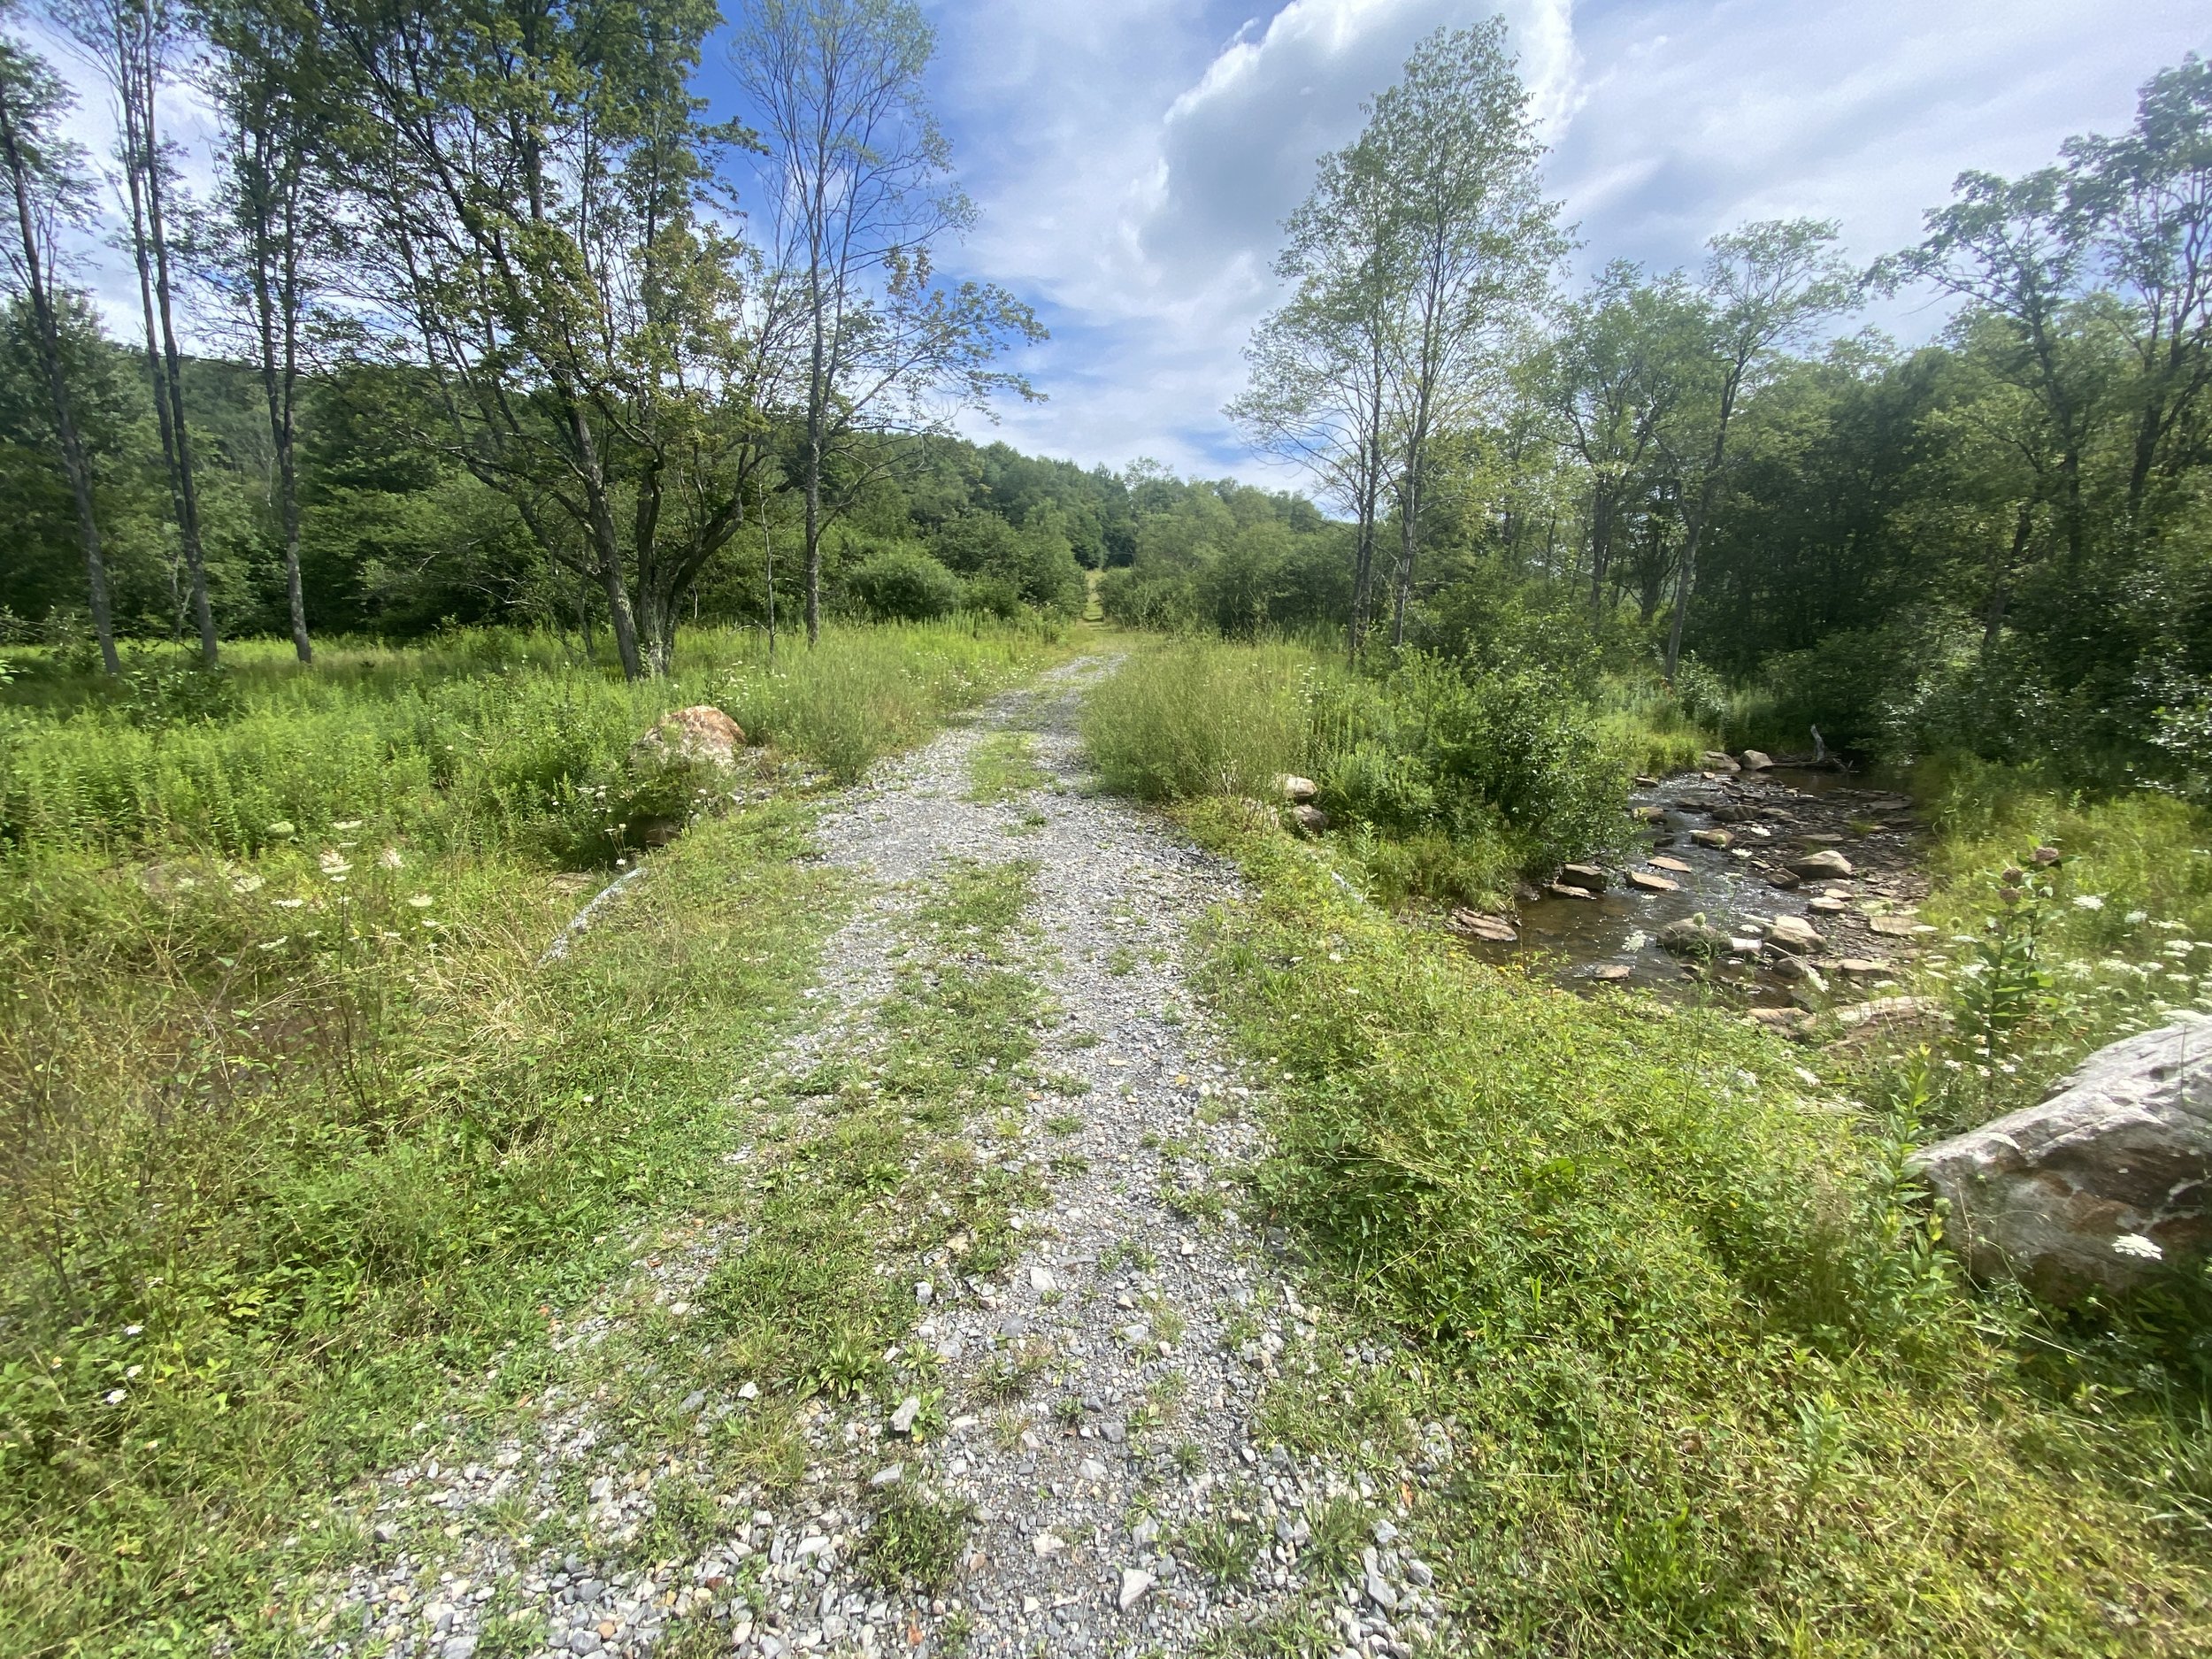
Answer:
[290,656,1440,1659]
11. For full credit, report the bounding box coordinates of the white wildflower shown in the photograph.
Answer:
[104,1388,127,1405]
[2113,1233,2163,1262]
[332,819,364,832]
[2072,894,2104,910]
[273,898,305,910]
[407,893,434,909]
[379,848,404,870]
[2126,910,2148,925]
[231,873,265,895]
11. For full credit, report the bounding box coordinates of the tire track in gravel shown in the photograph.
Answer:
[299,655,1446,1659]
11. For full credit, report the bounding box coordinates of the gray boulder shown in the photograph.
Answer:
[1909,1014,2212,1299]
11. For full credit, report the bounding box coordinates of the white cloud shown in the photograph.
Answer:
[930,0,2206,480]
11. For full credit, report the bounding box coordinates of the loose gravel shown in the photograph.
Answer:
[292,657,1447,1659]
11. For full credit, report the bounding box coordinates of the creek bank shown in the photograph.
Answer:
[1450,761,1934,1010]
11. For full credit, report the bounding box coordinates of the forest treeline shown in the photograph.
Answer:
[1210,24,2212,791]
[1,4,2208,791]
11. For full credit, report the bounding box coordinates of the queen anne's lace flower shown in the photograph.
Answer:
[2112,1233,2163,1261]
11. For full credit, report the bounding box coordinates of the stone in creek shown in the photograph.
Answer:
[1657,918,1729,957]
[1835,957,1891,977]
[1868,915,1919,936]
[1546,881,1598,902]
[1631,804,1666,823]
[1448,909,1517,943]
[1556,863,1610,892]
[1700,750,1742,773]
[1748,1007,1813,1037]
[1648,856,1693,874]
[1626,869,1679,894]
[1585,963,1633,982]
[1766,914,1824,955]
[1790,849,1855,879]
[1690,828,1732,849]
[1740,749,1775,770]
[1808,897,1849,914]
[1766,868,1802,890]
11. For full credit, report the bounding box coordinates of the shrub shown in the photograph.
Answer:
[845,549,962,622]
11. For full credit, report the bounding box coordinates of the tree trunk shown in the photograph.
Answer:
[1985,503,2030,656]
[1587,480,1612,624]
[137,73,216,665]
[559,399,643,679]
[0,88,117,675]
[803,318,826,647]
[1663,516,1702,682]
[116,42,215,666]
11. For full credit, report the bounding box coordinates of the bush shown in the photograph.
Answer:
[1080,641,1307,801]
[1311,653,1628,872]
[845,549,962,623]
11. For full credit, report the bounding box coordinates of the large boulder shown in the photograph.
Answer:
[634,705,745,770]
[1909,1015,2212,1299]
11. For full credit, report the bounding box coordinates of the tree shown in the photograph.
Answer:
[1367,22,1563,648]
[328,0,795,678]
[197,0,334,664]
[0,17,116,671]
[1660,219,1854,680]
[2067,54,2212,517]
[733,0,1041,645]
[1228,132,1395,662]
[50,0,216,662]
[1537,262,1701,624]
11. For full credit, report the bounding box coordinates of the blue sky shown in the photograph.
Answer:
[33,1,2210,487]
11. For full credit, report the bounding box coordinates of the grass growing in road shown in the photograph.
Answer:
[965,731,1052,803]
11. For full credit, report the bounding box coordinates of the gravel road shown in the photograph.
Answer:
[300,657,1443,1659]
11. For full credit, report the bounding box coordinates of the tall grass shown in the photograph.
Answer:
[0,621,1063,862]
[0,620,1065,1657]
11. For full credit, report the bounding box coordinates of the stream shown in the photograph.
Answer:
[1456,762,1933,1006]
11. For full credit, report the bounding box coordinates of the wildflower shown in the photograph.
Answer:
[104,1388,127,1405]
[319,851,351,876]
[379,848,404,870]
[124,1325,142,1337]
[258,939,288,950]
[2113,1233,2164,1262]
[2072,895,2105,910]
[232,873,265,895]
[2126,910,2149,925]
[125,1364,142,1379]
[333,819,364,832]
[408,893,434,909]
[273,898,305,910]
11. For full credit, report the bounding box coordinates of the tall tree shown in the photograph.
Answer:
[2067,54,2212,517]
[197,0,331,663]
[0,18,116,672]
[1660,219,1853,680]
[328,0,793,678]
[1538,262,1700,624]
[50,0,216,663]
[733,0,1041,645]
[1368,22,1563,647]
[1228,130,1395,662]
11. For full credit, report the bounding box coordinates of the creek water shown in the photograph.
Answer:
[1461,766,1893,1002]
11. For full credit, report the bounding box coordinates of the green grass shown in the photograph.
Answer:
[965,731,1051,803]
[0,621,1066,864]
[0,621,1067,1659]
[1074,626,2212,1655]
[1176,802,2212,1651]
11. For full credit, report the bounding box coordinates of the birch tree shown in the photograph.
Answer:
[50,0,215,662]
[733,0,1041,645]
[1368,22,1563,647]
[0,19,115,671]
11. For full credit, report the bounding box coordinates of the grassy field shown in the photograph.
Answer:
[1082,636,2212,1655]
[0,621,1065,1658]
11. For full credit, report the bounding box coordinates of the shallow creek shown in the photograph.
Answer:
[1458,764,1933,1004]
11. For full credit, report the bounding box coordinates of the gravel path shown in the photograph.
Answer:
[298,657,1442,1659]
